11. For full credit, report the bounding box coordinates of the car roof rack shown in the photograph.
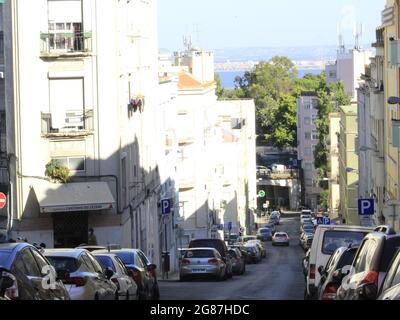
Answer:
[374,225,397,235]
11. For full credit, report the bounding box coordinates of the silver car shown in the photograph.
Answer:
[93,252,139,300]
[45,249,118,300]
[180,248,227,281]
[272,232,290,246]
[248,240,266,258]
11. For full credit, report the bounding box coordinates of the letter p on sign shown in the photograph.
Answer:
[161,199,171,215]
[358,199,374,216]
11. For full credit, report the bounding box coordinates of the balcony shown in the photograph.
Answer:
[41,110,94,138]
[40,31,93,58]
[257,169,299,181]
[372,28,384,48]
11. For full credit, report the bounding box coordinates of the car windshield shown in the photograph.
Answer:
[276,234,287,238]
[46,256,80,273]
[322,231,368,255]
[95,255,115,271]
[114,252,136,265]
[185,250,215,258]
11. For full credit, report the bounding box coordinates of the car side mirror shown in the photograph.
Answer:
[147,264,157,271]
[318,266,324,275]
[104,268,114,280]
[358,283,378,300]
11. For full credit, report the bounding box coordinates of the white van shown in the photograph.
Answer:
[304,224,374,300]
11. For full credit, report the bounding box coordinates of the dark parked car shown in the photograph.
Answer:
[0,243,70,300]
[378,248,400,300]
[317,246,358,300]
[336,232,400,300]
[111,249,159,300]
[228,248,246,275]
[189,239,233,278]
[257,228,273,241]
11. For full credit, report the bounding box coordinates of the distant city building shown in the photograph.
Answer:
[328,113,341,222]
[297,92,322,210]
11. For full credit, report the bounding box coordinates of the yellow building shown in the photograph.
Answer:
[328,113,341,221]
[338,104,359,226]
[382,1,400,231]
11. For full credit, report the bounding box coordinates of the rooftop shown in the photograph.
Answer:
[178,71,215,90]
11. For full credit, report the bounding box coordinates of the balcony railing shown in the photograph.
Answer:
[257,169,299,180]
[41,110,94,137]
[40,31,92,57]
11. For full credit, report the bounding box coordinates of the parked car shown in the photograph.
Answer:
[336,231,400,300]
[301,210,313,217]
[272,232,290,246]
[180,248,227,281]
[248,240,266,258]
[243,242,262,263]
[378,248,400,300]
[302,250,311,280]
[265,223,276,235]
[76,245,107,252]
[0,243,70,300]
[300,233,314,251]
[257,166,270,175]
[237,235,258,244]
[111,249,159,300]
[228,248,246,275]
[301,223,315,236]
[270,212,281,225]
[230,243,250,263]
[93,252,138,300]
[189,239,233,278]
[257,228,273,241]
[304,224,374,300]
[44,249,117,300]
[317,246,358,300]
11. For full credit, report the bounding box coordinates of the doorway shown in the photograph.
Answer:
[53,212,88,248]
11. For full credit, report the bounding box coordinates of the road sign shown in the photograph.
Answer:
[0,193,6,210]
[358,199,374,216]
[317,217,331,225]
[161,199,172,215]
[228,222,233,231]
[258,190,266,198]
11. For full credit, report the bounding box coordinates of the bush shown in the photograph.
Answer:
[45,160,71,183]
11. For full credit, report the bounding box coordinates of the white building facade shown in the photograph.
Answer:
[3,0,166,267]
[297,92,321,210]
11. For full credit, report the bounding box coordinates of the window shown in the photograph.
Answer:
[114,256,129,275]
[304,104,311,110]
[391,262,400,286]
[81,254,96,272]
[312,132,319,140]
[304,117,311,125]
[305,132,311,140]
[17,249,41,277]
[52,156,85,171]
[30,249,51,276]
[86,253,104,273]
[322,231,367,255]
[95,256,116,272]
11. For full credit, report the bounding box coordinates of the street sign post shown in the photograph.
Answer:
[0,193,6,210]
[358,199,374,216]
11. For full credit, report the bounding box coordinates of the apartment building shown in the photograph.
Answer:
[3,0,166,265]
[338,104,359,226]
[325,48,372,102]
[297,92,321,210]
[328,113,340,221]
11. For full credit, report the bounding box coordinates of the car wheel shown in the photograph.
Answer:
[115,291,119,300]
[179,275,186,282]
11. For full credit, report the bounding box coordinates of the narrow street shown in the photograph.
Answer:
[159,213,305,300]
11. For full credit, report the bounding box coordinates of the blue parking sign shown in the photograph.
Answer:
[358,199,374,216]
[161,199,172,215]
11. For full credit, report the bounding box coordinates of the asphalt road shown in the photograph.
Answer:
[159,213,306,300]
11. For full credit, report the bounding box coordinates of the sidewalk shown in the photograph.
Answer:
[158,271,179,282]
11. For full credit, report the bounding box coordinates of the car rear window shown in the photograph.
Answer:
[322,231,367,255]
[189,240,226,257]
[114,252,135,265]
[95,255,116,271]
[276,234,287,238]
[379,238,400,272]
[46,256,80,273]
[185,250,215,258]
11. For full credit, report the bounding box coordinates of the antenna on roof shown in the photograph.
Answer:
[337,22,346,54]
[183,35,193,52]
[354,22,363,50]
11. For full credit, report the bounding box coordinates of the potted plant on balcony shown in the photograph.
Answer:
[45,160,71,183]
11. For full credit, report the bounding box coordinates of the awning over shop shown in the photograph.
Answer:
[35,182,115,213]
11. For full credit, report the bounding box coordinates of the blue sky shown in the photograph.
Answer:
[158,0,386,51]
